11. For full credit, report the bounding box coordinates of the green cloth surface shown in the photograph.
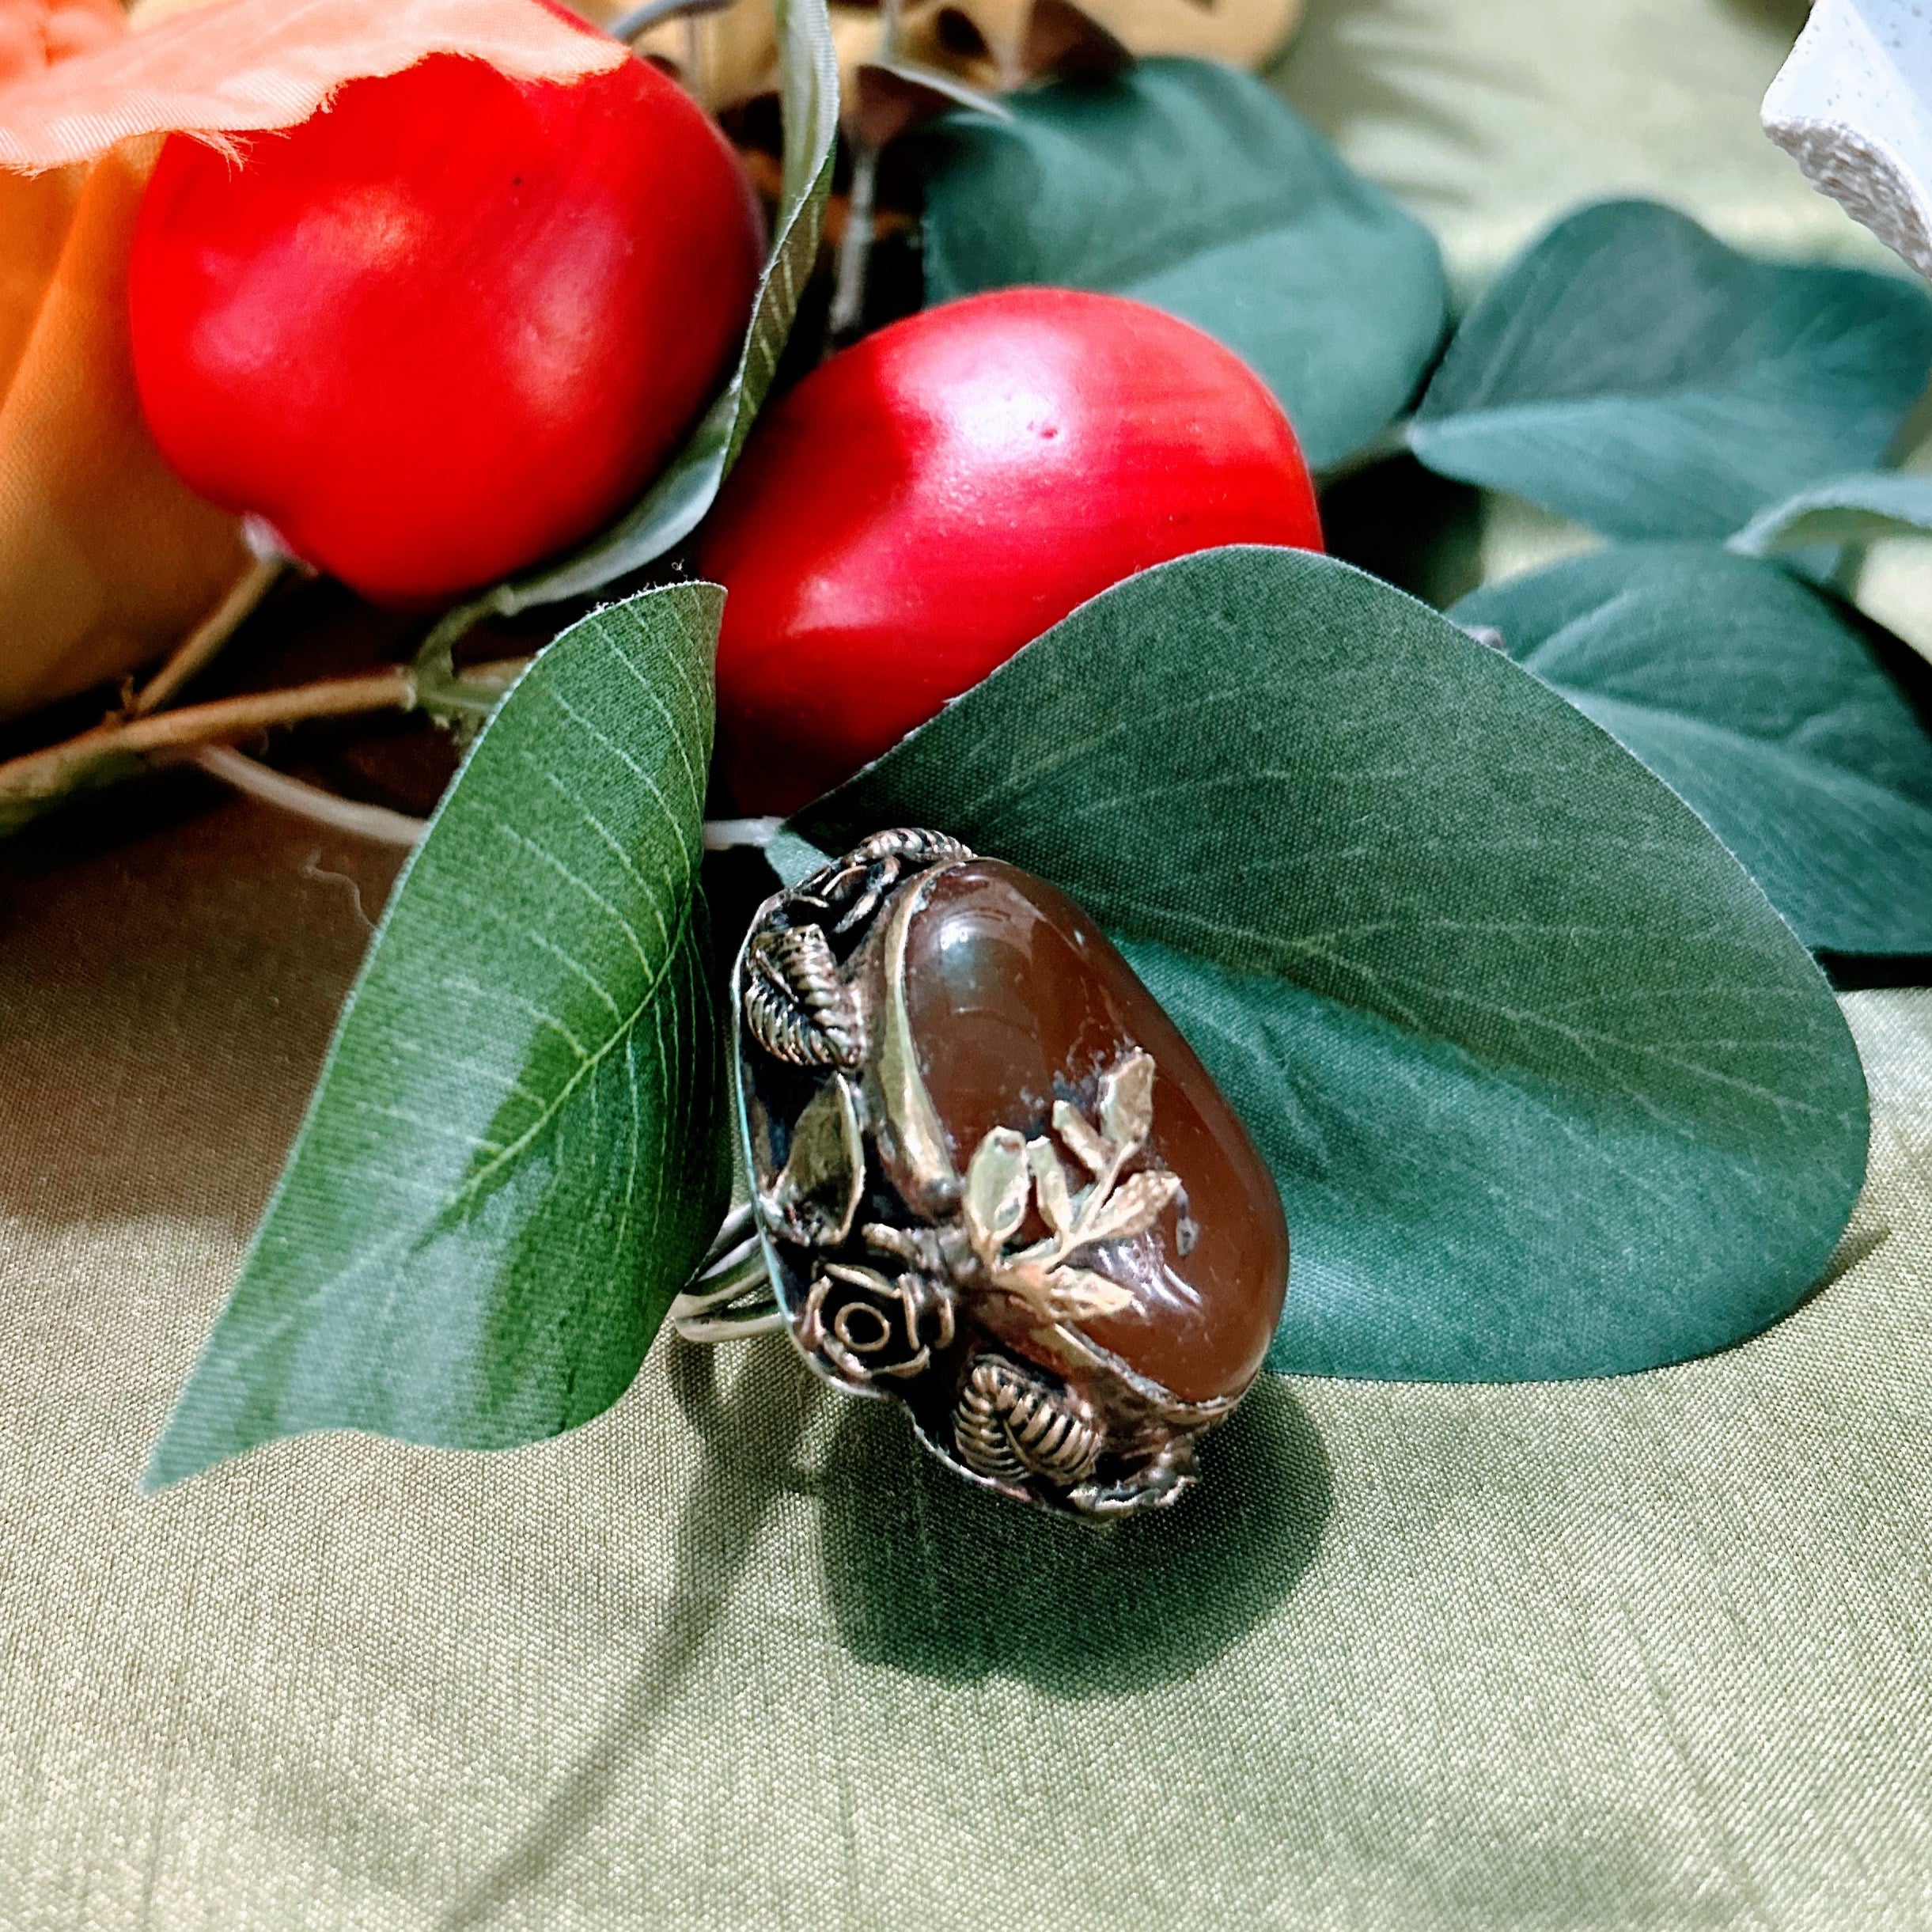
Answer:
[4,808,1931,1928]
[6,3,1932,1927]
[1276,0,1896,300]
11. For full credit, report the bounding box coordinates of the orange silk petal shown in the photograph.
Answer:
[0,143,251,721]
[0,0,123,85]
[0,166,81,394]
[0,0,625,172]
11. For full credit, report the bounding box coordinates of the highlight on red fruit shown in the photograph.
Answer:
[697,287,1324,816]
[126,47,763,608]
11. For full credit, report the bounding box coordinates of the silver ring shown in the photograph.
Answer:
[672,829,1289,1520]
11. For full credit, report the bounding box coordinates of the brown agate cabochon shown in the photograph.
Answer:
[900,860,1286,1404]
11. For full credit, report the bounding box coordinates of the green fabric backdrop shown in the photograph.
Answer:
[5,3,1931,1926]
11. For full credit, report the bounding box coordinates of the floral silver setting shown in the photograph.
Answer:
[714,829,1240,1518]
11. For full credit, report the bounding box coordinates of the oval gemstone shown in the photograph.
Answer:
[901,858,1287,1404]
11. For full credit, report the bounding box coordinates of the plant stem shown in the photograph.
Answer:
[825,0,900,352]
[131,557,284,717]
[0,665,416,810]
[606,0,731,43]
[409,593,521,733]
[188,657,530,840]
[683,7,705,101]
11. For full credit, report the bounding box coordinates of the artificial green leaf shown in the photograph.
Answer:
[1729,469,1932,557]
[1453,543,1932,957]
[911,59,1447,473]
[797,546,1867,1383]
[854,59,1012,141]
[765,825,832,888]
[472,0,838,617]
[147,585,730,1488]
[1408,199,1932,540]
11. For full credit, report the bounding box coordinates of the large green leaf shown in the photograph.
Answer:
[1453,544,1932,957]
[147,586,729,1488]
[796,546,1867,1382]
[1408,200,1932,540]
[1729,469,1932,558]
[457,0,837,620]
[911,59,1447,473]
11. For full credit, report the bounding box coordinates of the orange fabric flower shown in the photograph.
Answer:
[0,0,621,723]
[2,0,622,171]
[0,0,123,86]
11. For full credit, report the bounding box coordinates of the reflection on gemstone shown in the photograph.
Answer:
[901,859,1286,1404]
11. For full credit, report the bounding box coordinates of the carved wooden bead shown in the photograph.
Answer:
[735,831,1289,1517]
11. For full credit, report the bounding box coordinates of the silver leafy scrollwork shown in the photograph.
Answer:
[794,828,972,934]
[743,924,867,1068]
[760,1073,866,1248]
[958,1048,1181,1329]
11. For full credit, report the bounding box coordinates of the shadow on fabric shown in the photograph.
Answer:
[439,1356,1329,1924]
[818,1376,1333,1696]
[440,1339,823,1931]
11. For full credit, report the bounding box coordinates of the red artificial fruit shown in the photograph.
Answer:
[699,287,1324,814]
[127,44,763,606]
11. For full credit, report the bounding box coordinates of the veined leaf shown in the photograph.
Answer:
[1729,469,1932,558]
[147,585,729,1487]
[797,547,1868,1382]
[1409,200,1932,540]
[1454,543,1932,957]
[912,59,1446,473]
[473,0,838,616]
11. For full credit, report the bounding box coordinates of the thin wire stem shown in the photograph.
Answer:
[703,816,782,850]
[824,138,879,347]
[194,747,428,847]
[130,558,284,718]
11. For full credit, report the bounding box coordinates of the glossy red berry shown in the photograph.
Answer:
[698,287,1324,814]
[127,48,763,606]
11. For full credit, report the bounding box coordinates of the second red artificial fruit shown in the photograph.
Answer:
[700,287,1324,814]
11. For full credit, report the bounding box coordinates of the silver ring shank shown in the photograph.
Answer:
[669,1202,784,1343]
